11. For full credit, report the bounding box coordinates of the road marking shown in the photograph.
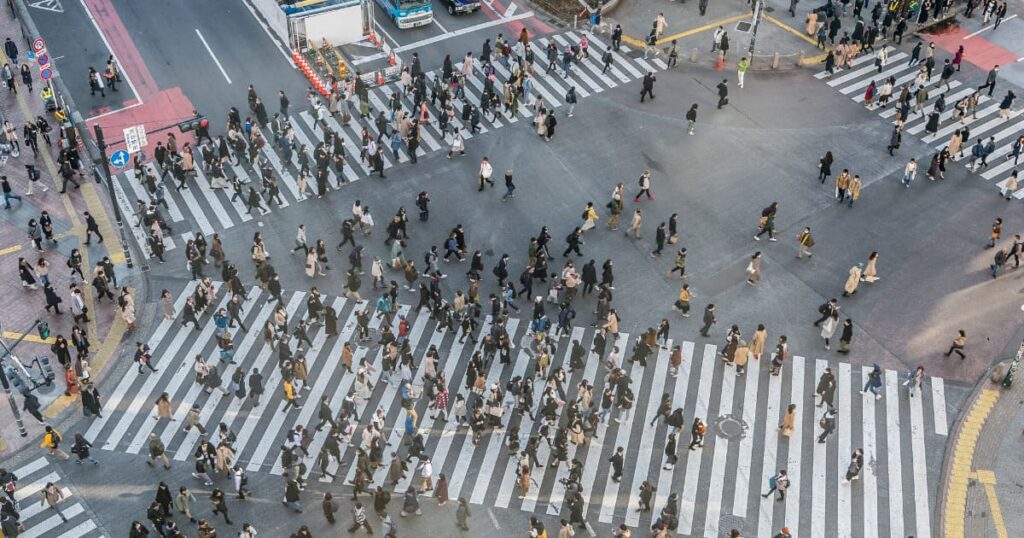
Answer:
[944,389,1000,537]
[782,356,805,537]
[195,28,232,84]
[487,508,501,529]
[908,378,931,538]
[77,0,142,103]
[964,15,1018,40]
[0,244,21,256]
[884,370,905,538]
[84,101,145,123]
[504,2,516,17]
[353,12,537,65]
[974,470,1008,538]
[623,344,670,527]
[765,15,818,46]
[810,359,828,538]
[1,330,56,344]
[932,377,948,435]
[755,354,783,538]
[837,362,852,538]
[433,17,450,34]
[730,343,759,519]
[624,13,750,48]
[239,0,296,67]
[861,367,879,538]
[702,346,737,537]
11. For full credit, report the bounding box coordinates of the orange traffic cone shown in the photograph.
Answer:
[388,50,397,66]
[376,69,385,85]
[369,33,378,47]
[716,52,724,71]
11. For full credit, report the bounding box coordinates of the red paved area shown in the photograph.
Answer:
[926,25,1018,71]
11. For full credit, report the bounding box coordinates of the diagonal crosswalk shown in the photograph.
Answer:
[2,457,106,538]
[110,30,666,259]
[85,284,951,535]
[815,47,1024,199]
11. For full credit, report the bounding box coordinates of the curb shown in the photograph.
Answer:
[935,348,1019,537]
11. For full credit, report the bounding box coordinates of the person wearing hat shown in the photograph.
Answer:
[842,264,863,297]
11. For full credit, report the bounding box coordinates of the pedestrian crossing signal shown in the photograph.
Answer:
[37,321,49,340]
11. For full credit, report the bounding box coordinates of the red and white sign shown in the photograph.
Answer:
[32,37,45,53]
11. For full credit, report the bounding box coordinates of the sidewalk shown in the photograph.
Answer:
[938,350,1024,538]
[0,6,135,456]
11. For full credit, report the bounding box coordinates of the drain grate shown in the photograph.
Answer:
[735,21,752,32]
[713,414,749,441]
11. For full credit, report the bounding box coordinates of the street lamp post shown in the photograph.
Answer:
[0,319,48,439]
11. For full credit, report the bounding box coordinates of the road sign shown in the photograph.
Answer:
[25,51,35,60]
[32,38,45,53]
[135,124,148,149]
[123,126,141,153]
[39,67,52,80]
[109,149,130,168]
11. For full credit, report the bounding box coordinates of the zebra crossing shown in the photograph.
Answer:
[815,46,1024,197]
[81,284,951,534]
[1,457,105,538]
[112,31,666,259]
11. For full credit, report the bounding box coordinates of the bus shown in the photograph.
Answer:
[375,0,433,29]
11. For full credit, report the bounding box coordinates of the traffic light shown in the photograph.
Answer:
[177,115,207,133]
[37,321,49,340]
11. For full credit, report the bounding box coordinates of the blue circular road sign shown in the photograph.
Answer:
[109,149,130,168]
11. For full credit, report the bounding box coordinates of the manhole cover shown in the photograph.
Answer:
[735,21,752,32]
[765,6,775,12]
[713,414,748,440]
[718,515,745,536]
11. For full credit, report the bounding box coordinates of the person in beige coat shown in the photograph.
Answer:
[862,251,879,283]
[846,175,862,208]
[778,403,797,437]
[154,392,174,421]
[750,324,767,361]
[734,339,750,376]
[843,264,863,297]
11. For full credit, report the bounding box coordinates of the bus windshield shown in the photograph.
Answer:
[398,0,430,10]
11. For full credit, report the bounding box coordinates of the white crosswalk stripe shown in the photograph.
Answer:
[111,33,663,258]
[4,457,105,537]
[82,285,953,535]
[814,52,1024,199]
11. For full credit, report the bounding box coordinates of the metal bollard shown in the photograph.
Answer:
[798,50,805,67]
[690,48,699,63]
[772,52,780,70]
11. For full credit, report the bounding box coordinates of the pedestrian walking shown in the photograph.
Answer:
[905,365,925,397]
[746,252,761,285]
[699,304,716,337]
[796,227,814,258]
[843,448,864,483]
[817,408,837,443]
[760,469,789,501]
[861,363,884,399]
[686,104,698,135]
[943,329,967,360]
[40,425,70,460]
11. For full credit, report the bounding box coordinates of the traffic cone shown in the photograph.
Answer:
[376,69,385,85]
[716,52,724,71]
[388,50,397,66]
[369,33,378,47]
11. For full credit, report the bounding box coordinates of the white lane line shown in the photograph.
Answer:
[20,503,85,538]
[127,290,247,454]
[56,519,98,538]
[239,0,296,66]
[77,0,141,101]
[353,12,537,65]
[488,508,501,529]
[596,337,643,523]
[810,360,828,538]
[755,356,784,538]
[730,346,761,519]
[504,2,517,17]
[195,29,232,84]
[228,294,307,462]
[246,300,340,472]
[623,343,670,527]
[13,472,61,503]
[884,370,905,538]
[783,356,806,537]
[837,362,852,538]
[9,457,49,482]
[678,343,717,534]
[433,17,450,34]
[651,340,693,528]
[862,367,880,538]
[577,334,631,517]
[174,296,278,461]
[909,376,931,538]
[470,348,530,504]
[89,283,197,443]
[931,377,948,436]
[964,14,1018,39]
[702,347,737,537]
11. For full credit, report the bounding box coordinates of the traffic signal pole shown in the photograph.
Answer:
[92,124,134,270]
[0,319,45,439]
